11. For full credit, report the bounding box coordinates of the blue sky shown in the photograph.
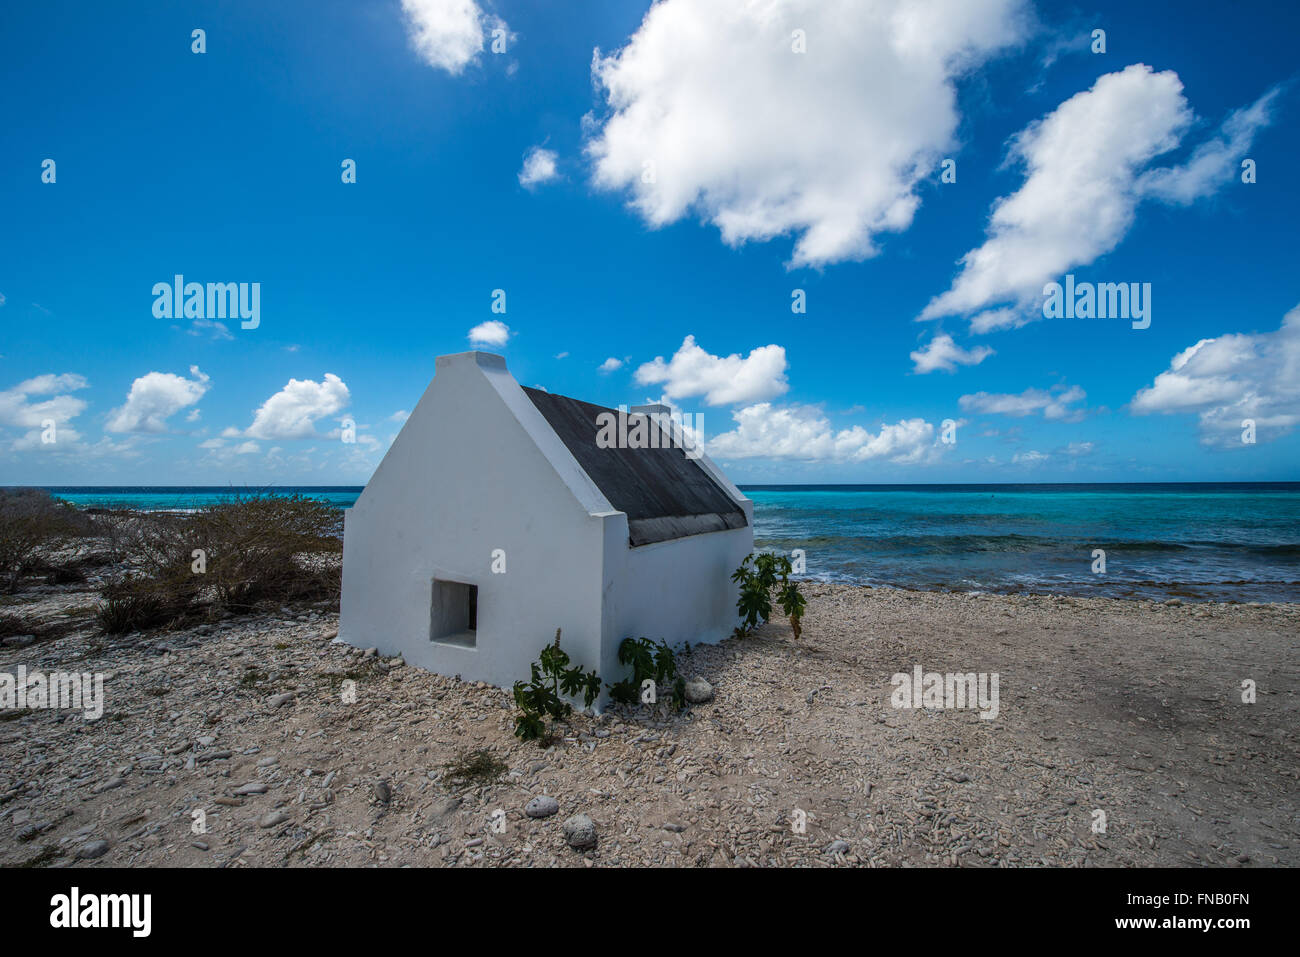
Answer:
[1,0,1297,486]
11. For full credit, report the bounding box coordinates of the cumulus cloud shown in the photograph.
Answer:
[0,373,89,448]
[709,403,938,464]
[1130,303,1300,446]
[586,0,1029,268]
[921,66,1277,330]
[245,374,351,440]
[910,333,994,374]
[634,336,788,406]
[400,0,507,75]
[468,320,510,347]
[106,366,210,433]
[518,146,559,189]
[959,384,1086,421]
[598,357,624,373]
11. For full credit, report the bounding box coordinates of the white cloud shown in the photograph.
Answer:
[1011,449,1048,465]
[1131,303,1300,446]
[634,335,788,406]
[910,333,994,374]
[106,366,210,433]
[468,320,510,347]
[245,374,351,440]
[709,403,938,464]
[400,0,507,75]
[188,318,233,341]
[0,373,89,449]
[921,67,1276,329]
[586,0,1029,268]
[1059,440,1094,456]
[235,441,260,455]
[390,409,411,423]
[598,357,624,373]
[959,384,1086,421]
[1138,88,1280,204]
[519,146,559,189]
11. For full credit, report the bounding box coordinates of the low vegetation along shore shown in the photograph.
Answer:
[1,490,1296,867]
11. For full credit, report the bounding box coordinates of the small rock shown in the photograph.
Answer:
[76,839,110,860]
[233,781,268,795]
[267,693,295,709]
[256,756,279,768]
[1164,598,1183,607]
[684,677,714,704]
[259,810,289,828]
[825,839,851,856]
[525,796,559,818]
[93,776,126,794]
[1,635,35,648]
[373,780,392,805]
[562,813,597,850]
[363,648,378,658]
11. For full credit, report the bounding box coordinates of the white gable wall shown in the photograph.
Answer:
[340,353,608,688]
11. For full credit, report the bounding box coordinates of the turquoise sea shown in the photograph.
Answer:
[36,483,1300,602]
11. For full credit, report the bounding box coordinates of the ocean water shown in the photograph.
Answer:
[38,483,1300,602]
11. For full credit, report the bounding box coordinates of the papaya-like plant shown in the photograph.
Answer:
[608,636,684,709]
[512,629,601,744]
[731,552,805,639]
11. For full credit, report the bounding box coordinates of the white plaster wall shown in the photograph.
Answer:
[597,509,754,690]
[340,353,607,688]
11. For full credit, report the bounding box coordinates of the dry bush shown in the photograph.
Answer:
[0,489,93,594]
[93,494,342,632]
[191,495,342,611]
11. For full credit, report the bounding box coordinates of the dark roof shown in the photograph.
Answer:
[522,387,747,547]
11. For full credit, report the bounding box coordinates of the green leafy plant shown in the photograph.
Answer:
[608,637,684,709]
[512,629,601,744]
[731,552,805,639]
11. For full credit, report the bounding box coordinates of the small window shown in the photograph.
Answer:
[431,579,477,648]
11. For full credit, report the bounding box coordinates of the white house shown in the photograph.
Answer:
[339,350,753,698]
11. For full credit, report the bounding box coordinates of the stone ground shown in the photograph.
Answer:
[1,582,1296,867]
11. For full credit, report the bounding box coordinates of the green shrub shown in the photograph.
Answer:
[512,629,601,744]
[608,637,684,709]
[732,552,806,639]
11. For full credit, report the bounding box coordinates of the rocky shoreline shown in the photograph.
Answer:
[1,581,1297,867]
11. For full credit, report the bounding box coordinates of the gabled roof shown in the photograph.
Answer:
[522,387,747,547]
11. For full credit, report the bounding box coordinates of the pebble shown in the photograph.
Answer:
[267,693,295,708]
[684,678,714,704]
[825,839,851,856]
[562,813,598,850]
[233,781,268,795]
[525,796,559,818]
[2,635,35,647]
[373,780,392,805]
[259,810,289,828]
[76,839,110,859]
